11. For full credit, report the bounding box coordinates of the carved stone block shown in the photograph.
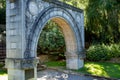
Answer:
[5,58,39,70]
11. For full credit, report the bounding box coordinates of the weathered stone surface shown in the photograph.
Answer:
[5,58,39,69]
[6,0,84,80]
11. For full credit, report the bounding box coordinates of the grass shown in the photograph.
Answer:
[0,64,7,75]
[76,62,120,79]
[45,61,120,79]
[0,69,7,75]
[0,64,7,80]
[45,61,66,67]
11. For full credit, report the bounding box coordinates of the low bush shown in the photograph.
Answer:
[110,44,120,58]
[86,43,120,61]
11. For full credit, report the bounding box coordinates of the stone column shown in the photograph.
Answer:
[6,0,38,80]
[65,51,84,70]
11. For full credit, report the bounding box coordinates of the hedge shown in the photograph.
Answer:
[86,43,120,61]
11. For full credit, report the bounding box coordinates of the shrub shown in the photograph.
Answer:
[86,43,120,61]
[86,44,112,61]
[110,44,120,58]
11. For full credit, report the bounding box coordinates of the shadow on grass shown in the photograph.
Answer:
[100,62,120,79]
[77,62,120,79]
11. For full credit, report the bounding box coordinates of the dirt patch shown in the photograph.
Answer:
[38,55,50,63]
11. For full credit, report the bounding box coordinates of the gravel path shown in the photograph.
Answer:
[37,69,117,80]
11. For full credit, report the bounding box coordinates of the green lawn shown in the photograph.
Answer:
[45,61,66,67]
[0,64,7,75]
[45,61,120,79]
[0,69,7,75]
[0,64,7,80]
[76,62,120,79]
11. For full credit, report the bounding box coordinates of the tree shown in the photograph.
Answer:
[86,0,120,43]
[0,0,6,43]
[0,0,5,24]
[0,0,5,8]
[60,0,120,44]
[37,20,66,60]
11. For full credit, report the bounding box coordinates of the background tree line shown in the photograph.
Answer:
[1,0,119,43]
[0,0,120,61]
[0,0,5,44]
[61,0,120,44]
[38,0,120,60]
[0,0,5,24]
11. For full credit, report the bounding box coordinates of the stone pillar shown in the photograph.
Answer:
[6,0,38,80]
[65,51,84,70]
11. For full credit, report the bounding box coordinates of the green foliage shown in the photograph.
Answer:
[0,8,5,24]
[61,0,120,44]
[37,21,65,59]
[0,63,7,75]
[0,24,6,42]
[60,0,88,10]
[0,0,120,44]
[0,69,7,75]
[85,0,120,43]
[0,0,6,42]
[86,43,120,61]
[109,44,120,57]
[37,1,120,60]
[0,0,6,8]
[77,62,120,78]
[0,0,6,24]
[45,61,66,67]
[86,44,112,61]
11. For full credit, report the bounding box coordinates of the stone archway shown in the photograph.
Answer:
[6,0,85,80]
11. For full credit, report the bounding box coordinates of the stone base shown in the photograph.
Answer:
[7,69,35,80]
[8,69,37,80]
[66,58,84,70]
[5,58,38,80]
[8,69,25,80]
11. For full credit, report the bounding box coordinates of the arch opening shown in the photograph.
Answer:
[37,20,66,63]
[36,17,78,69]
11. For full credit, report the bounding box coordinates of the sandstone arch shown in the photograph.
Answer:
[6,0,85,80]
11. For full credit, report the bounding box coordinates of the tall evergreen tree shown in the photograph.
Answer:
[86,0,120,43]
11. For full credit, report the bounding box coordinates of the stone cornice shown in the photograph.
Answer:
[43,0,83,13]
